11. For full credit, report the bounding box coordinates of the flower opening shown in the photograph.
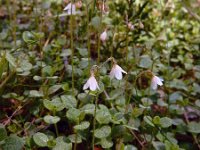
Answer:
[151,75,163,90]
[100,30,107,42]
[83,73,100,91]
[110,64,127,80]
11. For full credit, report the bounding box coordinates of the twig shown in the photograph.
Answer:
[129,129,145,148]
[0,70,16,89]
[184,110,200,149]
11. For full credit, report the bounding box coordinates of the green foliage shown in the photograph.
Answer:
[0,0,199,149]
[33,132,49,147]
[1,135,24,150]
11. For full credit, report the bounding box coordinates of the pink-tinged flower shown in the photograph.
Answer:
[100,30,107,42]
[64,3,76,15]
[127,22,134,30]
[83,73,99,91]
[139,21,144,29]
[151,75,164,90]
[110,64,127,80]
[75,1,82,9]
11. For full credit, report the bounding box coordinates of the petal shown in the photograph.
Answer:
[115,69,123,80]
[83,80,89,90]
[109,68,115,79]
[116,65,127,74]
[100,31,107,41]
[89,76,99,91]
[151,79,158,90]
[155,76,163,86]
[64,3,71,10]
[64,3,76,14]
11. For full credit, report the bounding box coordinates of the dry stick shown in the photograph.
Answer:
[129,129,145,148]
[3,102,28,126]
[97,5,103,65]
[92,96,98,150]
[70,2,77,150]
[183,111,200,149]
[86,1,91,69]
[182,3,200,22]
[0,70,16,89]
[70,3,75,96]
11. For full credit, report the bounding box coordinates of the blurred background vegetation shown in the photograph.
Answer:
[0,0,200,150]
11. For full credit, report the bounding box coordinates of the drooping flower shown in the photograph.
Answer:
[100,30,107,42]
[64,3,76,15]
[75,1,82,9]
[83,73,99,91]
[151,75,164,90]
[110,64,127,80]
[127,22,134,30]
[139,21,144,29]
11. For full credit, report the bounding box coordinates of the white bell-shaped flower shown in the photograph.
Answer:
[151,75,164,90]
[83,73,99,91]
[100,30,107,42]
[64,3,76,15]
[110,64,127,80]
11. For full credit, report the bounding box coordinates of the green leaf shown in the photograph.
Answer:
[43,98,65,112]
[153,116,161,125]
[74,121,90,130]
[0,124,7,141]
[19,60,33,72]
[144,116,155,127]
[100,138,113,149]
[91,16,101,30]
[29,90,44,97]
[79,59,89,69]
[66,108,81,123]
[139,55,152,68]
[22,31,36,44]
[33,132,49,147]
[160,117,172,128]
[61,95,77,109]
[33,75,42,81]
[5,52,16,67]
[152,141,165,150]
[96,109,111,124]
[68,134,82,143]
[94,126,111,139]
[132,107,144,117]
[164,140,180,150]
[2,135,24,150]
[77,48,88,57]
[195,100,200,107]
[53,136,72,150]
[0,53,6,79]
[80,104,95,115]
[124,145,138,150]
[169,92,183,103]
[44,115,60,124]
[188,122,200,133]
[48,85,62,95]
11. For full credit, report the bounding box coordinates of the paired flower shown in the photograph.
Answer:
[100,30,107,42]
[110,64,127,80]
[151,75,164,90]
[83,72,100,91]
[83,58,127,91]
[64,3,76,15]
[64,1,82,15]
